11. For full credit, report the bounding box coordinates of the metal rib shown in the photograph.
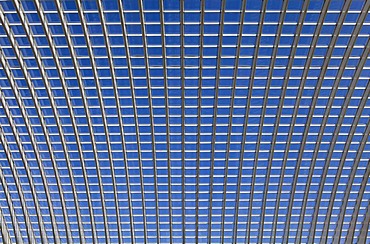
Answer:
[118,1,148,242]
[32,0,97,240]
[230,0,248,242]
[159,0,173,242]
[0,147,22,243]
[53,0,110,242]
[195,0,204,243]
[269,1,310,242]
[307,2,370,241]
[274,1,311,242]
[76,1,121,241]
[358,177,370,244]
[12,1,85,241]
[95,0,135,242]
[291,0,352,242]
[0,204,11,244]
[0,84,46,242]
[214,1,229,240]
[220,0,247,242]
[242,1,268,242]
[277,0,329,242]
[0,122,35,242]
[0,9,70,242]
[335,93,370,241]
[137,0,160,242]
[345,157,370,243]
[2,6,53,235]
[269,1,311,240]
[180,0,186,242]
[0,47,59,243]
[256,0,289,242]
[320,39,370,243]
[206,1,226,243]
[341,124,370,243]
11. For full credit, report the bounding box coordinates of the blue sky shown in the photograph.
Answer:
[0,0,369,243]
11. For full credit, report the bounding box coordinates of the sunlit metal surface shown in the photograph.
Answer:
[0,0,369,243]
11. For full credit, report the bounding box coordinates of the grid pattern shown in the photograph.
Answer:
[0,0,369,243]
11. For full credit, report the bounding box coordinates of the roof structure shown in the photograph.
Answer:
[0,0,369,243]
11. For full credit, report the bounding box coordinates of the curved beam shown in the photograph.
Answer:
[278,0,331,242]
[270,0,311,240]
[0,6,72,242]
[256,0,289,242]
[75,1,122,242]
[213,0,228,241]
[345,125,370,243]
[307,2,370,241]
[0,204,12,244]
[223,0,247,242]
[32,0,97,241]
[136,0,160,241]
[118,1,148,242]
[159,0,173,242]
[239,1,267,242]
[94,0,136,242]
[291,1,352,242]
[320,39,370,243]
[196,0,205,242]
[346,156,370,244]
[0,84,47,242]
[0,150,22,243]
[0,47,59,243]
[52,0,110,242]
[335,93,370,242]
[358,188,370,244]
[206,1,226,243]
[0,123,35,242]
[180,0,186,242]
[12,1,85,241]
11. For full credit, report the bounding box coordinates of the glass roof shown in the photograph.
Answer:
[0,0,369,243]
